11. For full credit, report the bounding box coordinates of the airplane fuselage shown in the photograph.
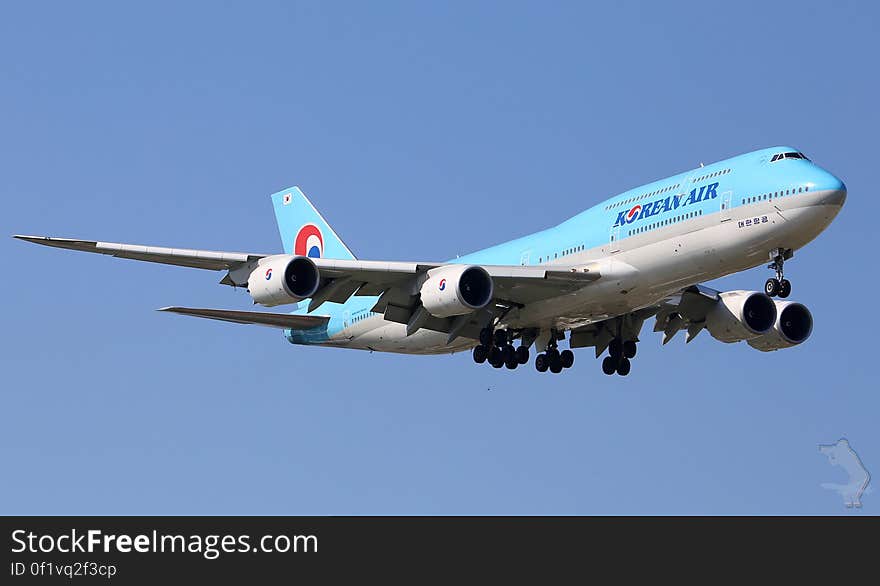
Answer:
[285,146,846,354]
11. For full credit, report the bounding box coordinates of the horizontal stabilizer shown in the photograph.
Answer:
[158,307,329,329]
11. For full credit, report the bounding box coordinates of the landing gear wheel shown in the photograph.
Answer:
[602,356,617,375]
[493,329,508,346]
[502,345,515,364]
[609,339,623,360]
[479,328,493,347]
[505,357,518,370]
[535,353,549,372]
[548,349,562,373]
[616,357,631,376]
[490,356,504,368]
[473,345,488,364]
[488,346,502,366]
[515,346,529,365]
[623,340,637,359]
[778,279,791,298]
[766,249,792,297]
[560,349,574,369]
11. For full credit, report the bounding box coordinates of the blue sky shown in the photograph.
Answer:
[1,1,876,514]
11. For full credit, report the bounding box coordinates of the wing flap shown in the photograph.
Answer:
[158,307,329,329]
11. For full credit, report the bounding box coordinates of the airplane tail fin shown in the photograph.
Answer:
[270,186,357,260]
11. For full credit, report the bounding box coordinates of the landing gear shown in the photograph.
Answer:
[779,279,791,298]
[548,349,563,374]
[601,337,635,376]
[602,356,617,375]
[535,353,549,372]
[560,349,574,369]
[609,339,623,360]
[766,248,793,298]
[488,346,504,368]
[479,326,576,374]
[533,333,575,374]
[503,345,518,369]
[479,327,493,347]
[477,327,531,371]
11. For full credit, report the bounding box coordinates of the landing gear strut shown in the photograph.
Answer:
[764,248,792,298]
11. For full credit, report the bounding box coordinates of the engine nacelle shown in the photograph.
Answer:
[705,290,777,343]
[747,301,813,352]
[247,255,321,307]
[420,265,494,318]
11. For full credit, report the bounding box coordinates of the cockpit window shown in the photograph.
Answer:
[771,151,810,162]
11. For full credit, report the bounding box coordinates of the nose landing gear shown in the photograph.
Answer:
[764,248,793,298]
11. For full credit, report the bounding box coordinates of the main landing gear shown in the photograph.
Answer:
[534,339,574,375]
[473,327,529,370]
[473,327,573,374]
[764,248,793,298]
[601,338,636,376]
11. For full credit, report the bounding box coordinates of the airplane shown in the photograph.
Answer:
[14,146,846,376]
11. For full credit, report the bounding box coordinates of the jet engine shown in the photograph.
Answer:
[705,290,777,343]
[247,255,321,307]
[747,301,813,351]
[419,265,494,318]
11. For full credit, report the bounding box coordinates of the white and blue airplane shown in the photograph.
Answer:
[15,146,845,375]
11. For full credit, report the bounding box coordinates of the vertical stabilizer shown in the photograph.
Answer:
[270,186,356,260]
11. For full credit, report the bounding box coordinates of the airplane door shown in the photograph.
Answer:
[520,251,531,266]
[343,310,351,329]
[720,190,733,222]
[610,226,621,252]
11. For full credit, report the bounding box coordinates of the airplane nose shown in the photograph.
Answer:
[816,170,846,207]
[827,185,847,207]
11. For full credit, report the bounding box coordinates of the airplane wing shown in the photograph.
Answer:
[14,234,601,304]
[12,235,268,270]
[158,307,329,329]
